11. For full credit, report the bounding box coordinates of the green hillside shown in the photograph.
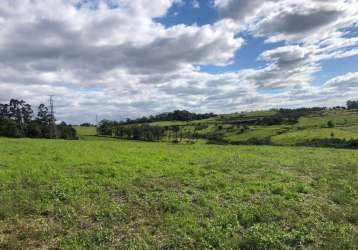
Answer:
[95,109,358,148]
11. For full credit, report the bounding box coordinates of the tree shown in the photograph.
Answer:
[0,99,34,137]
[37,104,50,123]
[57,122,78,139]
[347,100,358,110]
[0,99,77,140]
[153,126,164,141]
[80,123,92,127]
[132,126,141,140]
[0,119,22,137]
[327,121,335,128]
[172,125,180,140]
[97,120,114,136]
[8,99,33,127]
[26,121,42,138]
[120,110,217,124]
[21,103,33,124]
[36,104,53,138]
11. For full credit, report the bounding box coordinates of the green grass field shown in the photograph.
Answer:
[74,126,125,142]
[73,126,97,140]
[0,137,357,249]
[271,128,358,145]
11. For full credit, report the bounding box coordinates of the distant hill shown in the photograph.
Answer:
[92,107,358,149]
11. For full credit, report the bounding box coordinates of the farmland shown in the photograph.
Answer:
[97,109,358,148]
[1,0,357,249]
[0,137,357,249]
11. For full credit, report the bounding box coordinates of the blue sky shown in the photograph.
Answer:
[159,0,357,82]
[0,0,357,123]
[158,1,285,72]
[313,56,358,86]
[157,0,218,27]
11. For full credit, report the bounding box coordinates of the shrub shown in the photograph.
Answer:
[327,121,335,128]
[297,138,358,149]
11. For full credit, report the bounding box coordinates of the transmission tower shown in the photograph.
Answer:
[49,95,55,121]
[49,95,56,138]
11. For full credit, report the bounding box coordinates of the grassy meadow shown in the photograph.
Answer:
[0,137,357,249]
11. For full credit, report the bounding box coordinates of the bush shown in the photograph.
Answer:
[298,138,358,149]
[57,122,78,140]
[80,123,92,127]
[231,137,272,146]
[26,121,42,138]
[327,121,335,128]
[207,132,228,144]
[0,119,24,138]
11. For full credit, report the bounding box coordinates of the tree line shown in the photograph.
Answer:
[97,122,165,141]
[97,110,218,142]
[0,99,77,139]
[347,100,358,110]
[97,121,193,142]
[121,110,216,124]
[96,100,358,144]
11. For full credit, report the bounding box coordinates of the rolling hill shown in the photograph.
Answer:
[94,108,358,148]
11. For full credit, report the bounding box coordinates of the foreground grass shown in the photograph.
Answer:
[0,138,357,249]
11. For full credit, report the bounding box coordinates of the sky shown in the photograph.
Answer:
[0,0,357,123]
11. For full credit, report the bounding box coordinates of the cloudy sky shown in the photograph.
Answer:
[0,0,357,123]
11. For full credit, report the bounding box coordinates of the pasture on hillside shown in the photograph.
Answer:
[0,137,357,249]
[95,109,358,150]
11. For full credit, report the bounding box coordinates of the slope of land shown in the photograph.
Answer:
[0,138,357,249]
[96,109,358,148]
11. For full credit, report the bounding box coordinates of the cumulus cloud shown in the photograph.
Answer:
[0,1,242,75]
[215,0,358,42]
[213,0,358,92]
[259,45,308,67]
[215,0,263,21]
[0,0,245,122]
[0,0,357,123]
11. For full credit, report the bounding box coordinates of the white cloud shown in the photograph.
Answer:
[259,45,306,63]
[192,0,200,8]
[215,0,263,21]
[324,72,358,91]
[0,0,240,122]
[215,0,358,43]
[213,0,358,91]
[0,0,357,123]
